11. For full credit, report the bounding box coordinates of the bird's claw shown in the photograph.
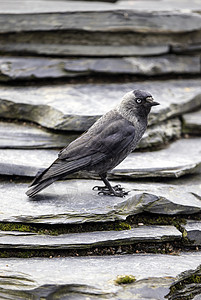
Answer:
[93,184,130,197]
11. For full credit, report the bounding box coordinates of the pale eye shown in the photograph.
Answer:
[136,98,142,104]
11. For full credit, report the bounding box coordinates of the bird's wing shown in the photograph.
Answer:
[59,117,135,163]
[31,117,135,185]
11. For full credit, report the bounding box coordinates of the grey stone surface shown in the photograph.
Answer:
[0,79,200,131]
[0,253,201,299]
[167,265,201,300]
[1,1,201,33]
[0,175,200,224]
[182,109,201,135]
[0,137,200,178]
[182,221,201,245]
[0,55,199,81]
[0,148,58,177]
[0,1,200,57]
[0,225,181,250]
[111,137,201,179]
[138,118,181,149]
[64,56,200,76]
[0,121,77,149]
[0,40,170,57]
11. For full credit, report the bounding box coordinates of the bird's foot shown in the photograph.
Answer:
[92,184,129,197]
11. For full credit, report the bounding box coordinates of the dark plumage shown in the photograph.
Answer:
[26,90,159,197]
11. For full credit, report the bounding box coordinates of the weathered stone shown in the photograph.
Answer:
[111,137,201,179]
[0,137,200,178]
[182,221,201,245]
[0,1,201,56]
[0,149,58,177]
[0,225,181,250]
[172,43,201,54]
[0,121,75,149]
[0,118,181,150]
[1,29,200,57]
[0,121,76,149]
[167,265,201,300]
[0,37,170,57]
[138,118,181,149]
[0,253,201,299]
[0,55,199,81]
[64,55,200,76]
[0,1,201,33]
[0,175,200,224]
[0,79,200,131]
[182,109,201,135]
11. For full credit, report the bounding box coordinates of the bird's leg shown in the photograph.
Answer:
[93,174,129,197]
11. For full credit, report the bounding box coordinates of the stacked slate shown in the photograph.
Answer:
[0,1,201,299]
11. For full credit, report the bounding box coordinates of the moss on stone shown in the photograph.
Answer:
[168,266,201,300]
[127,213,187,227]
[115,275,136,285]
[115,222,131,231]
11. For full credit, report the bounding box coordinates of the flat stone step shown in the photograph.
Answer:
[0,175,200,224]
[1,1,200,33]
[0,121,76,149]
[182,109,201,135]
[0,79,200,131]
[0,225,181,250]
[111,137,201,179]
[0,1,200,56]
[0,138,200,178]
[0,118,181,150]
[0,252,200,299]
[0,55,199,81]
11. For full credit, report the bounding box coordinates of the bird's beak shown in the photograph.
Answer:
[146,97,160,106]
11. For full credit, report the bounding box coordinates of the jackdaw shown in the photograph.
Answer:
[26,90,159,198]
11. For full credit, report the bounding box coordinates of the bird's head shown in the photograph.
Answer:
[118,89,159,122]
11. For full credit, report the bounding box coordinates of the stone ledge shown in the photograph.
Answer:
[0,55,199,81]
[0,1,201,33]
[0,225,181,250]
[0,253,200,299]
[0,175,200,224]
[0,79,200,131]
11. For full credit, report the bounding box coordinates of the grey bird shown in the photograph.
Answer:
[26,90,159,198]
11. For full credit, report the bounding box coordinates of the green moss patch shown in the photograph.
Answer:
[115,275,136,285]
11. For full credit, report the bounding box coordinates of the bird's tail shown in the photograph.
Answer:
[26,156,91,197]
[26,177,58,198]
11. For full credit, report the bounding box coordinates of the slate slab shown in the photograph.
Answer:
[0,175,200,224]
[0,38,170,57]
[0,1,201,57]
[0,121,77,149]
[0,253,201,299]
[0,137,200,178]
[0,225,181,250]
[1,1,201,33]
[138,118,181,149]
[0,55,199,81]
[111,137,201,179]
[182,221,201,246]
[182,109,201,135]
[167,265,201,300]
[0,79,200,131]
[0,118,181,150]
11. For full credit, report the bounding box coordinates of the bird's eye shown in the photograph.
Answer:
[136,98,142,104]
